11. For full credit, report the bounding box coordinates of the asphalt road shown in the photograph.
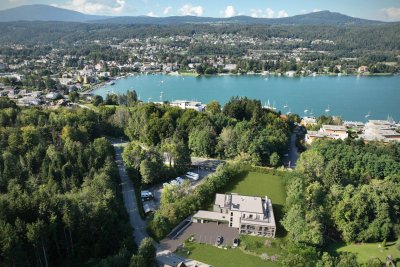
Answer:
[111,140,148,246]
[285,133,299,168]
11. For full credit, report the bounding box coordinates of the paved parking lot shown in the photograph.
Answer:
[143,168,214,211]
[159,222,239,252]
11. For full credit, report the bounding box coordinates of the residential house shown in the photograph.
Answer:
[193,193,276,238]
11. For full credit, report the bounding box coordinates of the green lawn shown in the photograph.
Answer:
[328,241,400,266]
[224,171,287,237]
[179,242,278,267]
[224,171,286,205]
[240,235,282,256]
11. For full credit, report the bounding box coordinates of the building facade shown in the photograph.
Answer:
[192,193,276,238]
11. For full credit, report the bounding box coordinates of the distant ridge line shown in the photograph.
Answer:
[0,5,389,25]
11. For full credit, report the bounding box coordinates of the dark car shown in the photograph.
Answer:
[233,238,239,248]
[216,236,223,246]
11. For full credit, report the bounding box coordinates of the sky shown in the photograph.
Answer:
[1,0,400,21]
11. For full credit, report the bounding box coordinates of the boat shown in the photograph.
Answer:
[325,105,330,113]
[106,81,115,86]
[304,107,309,113]
[309,109,314,116]
[365,111,371,118]
[286,109,292,115]
[160,91,164,101]
[264,99,272,109]
[283,103,288,109]
[272,101,277,110]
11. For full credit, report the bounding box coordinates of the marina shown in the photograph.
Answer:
[93,74,400,122]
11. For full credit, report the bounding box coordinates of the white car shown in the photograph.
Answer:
[176,177,184,184]
[170,180,179,186]
[186,172,199,181]
[141,190,153,200]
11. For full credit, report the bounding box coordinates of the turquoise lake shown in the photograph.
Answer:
[93,74,400,122]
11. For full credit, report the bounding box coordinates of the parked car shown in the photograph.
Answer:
[186,172,199,181]
[176,177,184,184]
[170,180,179,186]
[141,190,154,201]
[216,236,223,246]
[232,238,239,248]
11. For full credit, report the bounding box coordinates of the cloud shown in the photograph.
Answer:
[250,8,287,18]
[250,8,273,18]
[56,0,126,15]
[277,10,289,18]
[163,6,172,15]
[224,5,236,17]
[147,11,157,17]
[179,4,204,16]
[379,7,400,21]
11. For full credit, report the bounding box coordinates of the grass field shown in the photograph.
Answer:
[180,242,278,267]
[240,235,283,255]
[224,171,286,206]
[328,241,400,266]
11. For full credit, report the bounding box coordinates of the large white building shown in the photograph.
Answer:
[305,124,348,144]
[361,120,400,143]
[169,100,206,112]
[192,193,276,238]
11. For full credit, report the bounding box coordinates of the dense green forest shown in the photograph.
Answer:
[281,139,400,265]
[0,97,137,266]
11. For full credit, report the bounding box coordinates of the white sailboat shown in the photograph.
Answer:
[365,111,371,118]
[325,105,331,113]
[286,109,292,115]
[160,91,164,102]
[272,101,277,110]
[283,102,288,108]
[304,107,309,114]
[264,99,273,109]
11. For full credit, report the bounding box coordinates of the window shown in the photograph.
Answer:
[242,214,245,218]
[231,212,233,216]
[249,214,253,219]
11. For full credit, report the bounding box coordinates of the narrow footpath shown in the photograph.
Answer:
[111,140,148,246]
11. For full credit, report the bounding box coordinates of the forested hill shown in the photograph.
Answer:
[0,5,386,25]
[0,21,399,55]
[0,4,108,22]
[93,11,384,26]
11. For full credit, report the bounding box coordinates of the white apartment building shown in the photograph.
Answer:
[192,193,276,238]
[361,120,400,143]
[169,100,206,112]
[305,124,348,144]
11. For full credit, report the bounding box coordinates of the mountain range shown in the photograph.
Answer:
[0,4,387,25]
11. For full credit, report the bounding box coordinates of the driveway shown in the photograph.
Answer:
[284,133,299,168]
[111,140,148,246]
[159,222,239,252]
